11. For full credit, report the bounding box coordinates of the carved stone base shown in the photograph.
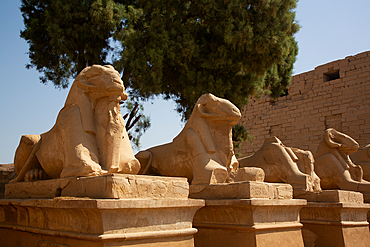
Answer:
[0,175,204,247]
[295,189,364,203]
[189,181,293,200]
[363,193,370,223]
[299,190,370,247]
[5,174,189,199]
[192,198,306,247]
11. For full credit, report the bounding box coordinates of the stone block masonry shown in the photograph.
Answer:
[0,164,15,198]
[239,51,370,161]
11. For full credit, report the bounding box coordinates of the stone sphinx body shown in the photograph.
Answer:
[136,93,241,185]
[315,128,370,193]
[356,144,370,181]
[238,136,321,194]
[11,65,140,183]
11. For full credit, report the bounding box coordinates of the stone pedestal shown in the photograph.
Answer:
[298,190,370,247]
[4,174,190,199]
[0,174,204,247]
[363,193,370,223]
[190,182,307,247]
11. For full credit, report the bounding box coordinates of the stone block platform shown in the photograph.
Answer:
[298,190,370,247]
[5,174,190,199]
[190,182,307,247]
[189,181,292,200]
[0,175,204,247]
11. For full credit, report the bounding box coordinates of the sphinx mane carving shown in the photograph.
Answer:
[136,93,241,185]
[11,65,140,183]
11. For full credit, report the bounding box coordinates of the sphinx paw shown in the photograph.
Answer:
[109,158,141,175]
[210,168,228,184]
[24,169,47,181]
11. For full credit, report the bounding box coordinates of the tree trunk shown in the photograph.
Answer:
[77,48,86,74]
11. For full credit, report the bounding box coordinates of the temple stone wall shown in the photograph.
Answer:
[239,51,370,160]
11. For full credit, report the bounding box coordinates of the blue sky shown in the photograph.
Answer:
[1,0,370,164]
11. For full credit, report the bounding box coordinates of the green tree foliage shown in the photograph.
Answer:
[122,100,151,149]
[115,0,299,120]
[232,124,254,157]
[20,0,125,88]
[21,0,299,149]
[20,0,150,148]
[232,124,253,149]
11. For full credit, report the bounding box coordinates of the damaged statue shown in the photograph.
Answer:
[11,65,140,183]
[136,93,242,185]
[238,136,321,195]
[315,128,370,193]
